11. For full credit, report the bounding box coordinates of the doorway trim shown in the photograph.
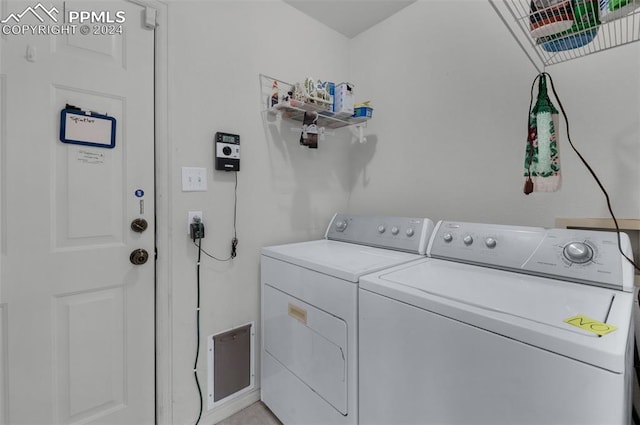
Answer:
[124,0,171,423]
[151,2,172,424]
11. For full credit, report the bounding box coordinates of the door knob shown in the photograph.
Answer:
[130,249,149,265]
[131,218,148,233]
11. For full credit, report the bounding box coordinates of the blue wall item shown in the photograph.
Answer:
[60,108,117,149]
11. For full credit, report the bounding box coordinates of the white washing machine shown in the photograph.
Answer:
[359,220,635,425]
[261,213,435,425]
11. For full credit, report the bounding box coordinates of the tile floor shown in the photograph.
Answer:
[215,401,282,425]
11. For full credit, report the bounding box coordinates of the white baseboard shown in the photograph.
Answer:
[200,388,261,425]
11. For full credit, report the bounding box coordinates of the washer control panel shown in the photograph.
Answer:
[429,221,634,291]
[326,213,435,255]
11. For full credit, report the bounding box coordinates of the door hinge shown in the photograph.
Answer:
[154,247,158,261]
[143,6,157,29]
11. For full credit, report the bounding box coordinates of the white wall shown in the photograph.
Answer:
[166,1,640,423]
[347,0,640,227]
[166,1,352,423]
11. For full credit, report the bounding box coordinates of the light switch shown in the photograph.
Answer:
[182,167,207,191]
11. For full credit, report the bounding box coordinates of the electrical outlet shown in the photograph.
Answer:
[190,221,205,241]
[188,211,203,234]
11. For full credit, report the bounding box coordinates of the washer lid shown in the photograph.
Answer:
[360,258,633,372]
[262,239,423,282]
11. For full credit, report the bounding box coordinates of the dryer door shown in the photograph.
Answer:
[263,284,348,414]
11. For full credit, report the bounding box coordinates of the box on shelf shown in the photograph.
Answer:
[327,82,335,113]
[353,106,373,118]
[334,82,354,117]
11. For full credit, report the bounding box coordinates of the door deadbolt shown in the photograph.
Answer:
[131,218,148,233]
[130,249,149,265]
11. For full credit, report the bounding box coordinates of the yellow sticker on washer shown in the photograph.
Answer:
[564,315,618,336]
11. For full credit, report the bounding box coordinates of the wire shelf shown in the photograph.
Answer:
[490,0,640,70]
[259,74,370,130]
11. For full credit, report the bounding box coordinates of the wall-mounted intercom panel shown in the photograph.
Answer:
[215,132,240,171]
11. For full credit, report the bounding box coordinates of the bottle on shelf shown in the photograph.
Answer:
[270,81,279,107]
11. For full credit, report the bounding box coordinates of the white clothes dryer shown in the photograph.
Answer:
[359,220,635,425]
[261,213,435,425]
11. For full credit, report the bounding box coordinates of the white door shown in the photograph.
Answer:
[0,1,155,423]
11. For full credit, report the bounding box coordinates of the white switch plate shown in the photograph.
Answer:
[182,167,207,191]
[188,211,203,234]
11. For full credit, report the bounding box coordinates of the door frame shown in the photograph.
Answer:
[0,3,7,421]
[148,1,172,423]
[124,1,172,423]
[0,59,7,425]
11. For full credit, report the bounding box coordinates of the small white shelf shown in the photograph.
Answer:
[268,100,370,130]
[260,74,370,139]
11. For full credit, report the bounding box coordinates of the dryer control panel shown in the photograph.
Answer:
[429,221,634,292]
[326,213,435,255]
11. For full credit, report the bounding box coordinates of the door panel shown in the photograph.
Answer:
[59,35,121,63]
[52,87,125,248]
[263,285,348,414]
[53,18,124,67]
[55,287,125,423]
[0,1,155,424]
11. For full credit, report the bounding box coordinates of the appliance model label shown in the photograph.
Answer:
[288,303,307,325]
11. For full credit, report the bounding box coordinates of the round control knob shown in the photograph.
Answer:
[463,235,473,246]
[443,233,453,243]
[377,225,386,234]
[406,228,415,237]
[391,226,399,235]
[222,146,232,156]
[485,237,497,249]
[335,220,348,232]
[563,242,593,264]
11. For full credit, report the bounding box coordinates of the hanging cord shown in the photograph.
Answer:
[193,232,203,425]
[541,72,640,273]
[192,171,239,261]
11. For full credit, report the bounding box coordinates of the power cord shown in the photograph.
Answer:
[193,227,204,425]
[542,75,640,424]
[536,72,640,274]
[191,171,238,261]
[190,172,239,424]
